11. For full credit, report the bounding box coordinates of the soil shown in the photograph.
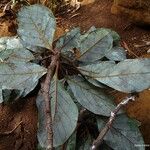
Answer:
[0,0,150,149]
[59,0,150,58]
[0,97,38,150]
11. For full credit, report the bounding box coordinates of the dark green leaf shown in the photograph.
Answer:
[2,89,21,103]
[66,132,76,150]
[0,36,45,54]
[86,77,107,88]
[97,114,144,150]
[67,76,116,116]
[86,26,96,33]
[106,46,126,61]
[0,37,34,63]
[105,29,120,46]
[18,4,56,50]
[0,37,23,51]
[0,48,34,63]
[79,59,150,93]
[55,28,81,59]
[0,62,47,103]
[84,27,120,46]
[78,28,113,62]
[78,61,115,77]
[36,80,78,148]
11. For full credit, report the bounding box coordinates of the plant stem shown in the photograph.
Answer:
[53,61,59,121]
[91,95,135,150]
[42,51,60,150]
[0,121,22,136]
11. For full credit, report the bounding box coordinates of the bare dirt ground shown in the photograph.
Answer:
[0,0,150,149]
[59,0,150,58]
[0,97,37,150]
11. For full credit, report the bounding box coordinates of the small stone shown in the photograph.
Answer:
[65,29,69,32]
[147,49,150,53]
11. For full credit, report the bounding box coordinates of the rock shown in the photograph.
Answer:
[111,0,150,25]
[113,0,150,9]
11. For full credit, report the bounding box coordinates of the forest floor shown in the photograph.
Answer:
[0,0,150,149]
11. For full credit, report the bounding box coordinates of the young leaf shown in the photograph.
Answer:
[78,29,113,62]
[0,62,47,103]
[36,80,78,148]
[17,4,56,50]
[97,114,144,150]
[67,76,116,116]
[79,59,150,93]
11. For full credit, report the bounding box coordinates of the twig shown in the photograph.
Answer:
[0,121,22,136]
[71,0,81,12]
[69,13,80,19]
[40,55,51,61]
[122,23,132,31]
[134,41,150,48]
[42,50,60,150]
[3,1,12,13]
[121,41,139,58]
[53,60,59,121]
[91,95,135,150]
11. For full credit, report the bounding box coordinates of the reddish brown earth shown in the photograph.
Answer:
[0,97,37,150]
[0,0,150,149]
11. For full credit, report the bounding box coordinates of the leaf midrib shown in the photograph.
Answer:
[78,31,112,58]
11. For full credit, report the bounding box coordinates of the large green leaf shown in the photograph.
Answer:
[86,77,107,88]
[17,4,56,50]
[56,28,81,57]
[36,80,78,148]
[47,132,76,150]
[97,114,144,150]
[55,28,81,60]
[0,36,44,103]
[83,27,120,46]
[0,36,44,55]
[78,29,113,62]
[79,59,150,93]
[67,76,116,116]
[55,27,123,62]
[105,46,126,61]
[0,37,23,52]
[0,37,35,63]
[0,48,34,63]
[0,61,47,103]
[78,61,115,77]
